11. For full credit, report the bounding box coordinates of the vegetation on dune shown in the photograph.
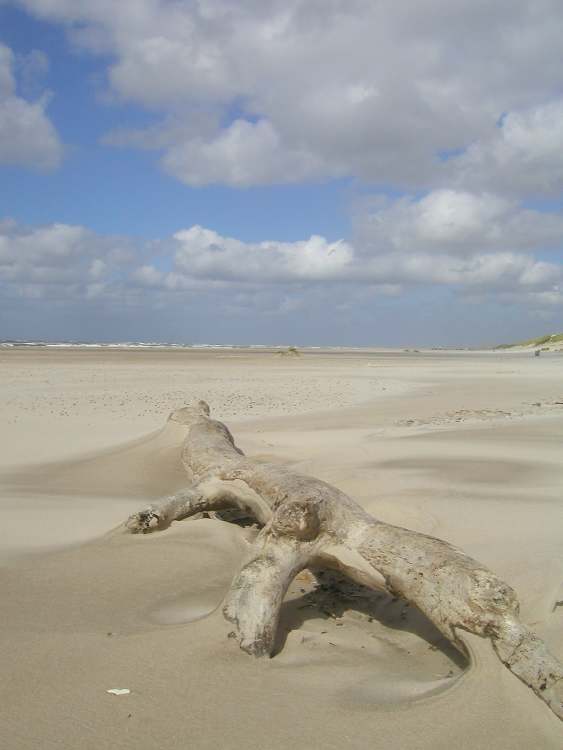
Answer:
[276,346,301,357]
[496,332,563,349]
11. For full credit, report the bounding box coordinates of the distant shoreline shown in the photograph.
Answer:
[0,339,496,352]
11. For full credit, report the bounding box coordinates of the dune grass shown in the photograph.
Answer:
[496,332,563,349]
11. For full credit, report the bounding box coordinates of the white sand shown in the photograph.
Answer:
[1,346,562,748]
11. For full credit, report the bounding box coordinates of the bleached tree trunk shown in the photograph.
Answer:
[125,401,563,720]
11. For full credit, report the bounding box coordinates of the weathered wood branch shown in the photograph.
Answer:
[125,401,563,720]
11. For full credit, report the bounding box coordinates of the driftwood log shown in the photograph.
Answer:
[125,401,563,720]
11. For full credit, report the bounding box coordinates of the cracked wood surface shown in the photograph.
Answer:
[125,401,563,721]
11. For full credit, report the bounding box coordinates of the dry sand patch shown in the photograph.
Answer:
[1,348,562,748]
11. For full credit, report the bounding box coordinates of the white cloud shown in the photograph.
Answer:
[1,214,561,345]
[3,204,561,311]
[450,100,563,196]
[3,2,563,345]
[161,119,327,187]
[0,43,62,170]
[355,190,563,256]
[132,264,164,287]
[0,219,133,291]
[89,259,107,279]
[126,211,562,296]
[171,225,354,281]
[13,1,563,187]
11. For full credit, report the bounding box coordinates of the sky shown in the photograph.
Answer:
[1,0,563,346]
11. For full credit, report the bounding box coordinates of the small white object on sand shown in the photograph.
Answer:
[106,688,130,696]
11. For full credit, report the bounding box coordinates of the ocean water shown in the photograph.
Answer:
[0,340,350,351]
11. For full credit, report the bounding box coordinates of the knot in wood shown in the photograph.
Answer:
[271,500,321,541]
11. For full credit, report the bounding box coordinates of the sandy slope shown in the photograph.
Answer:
[1,347,562,749]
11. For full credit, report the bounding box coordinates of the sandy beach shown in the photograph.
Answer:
[1,346,562,749]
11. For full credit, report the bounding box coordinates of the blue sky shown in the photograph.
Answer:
[1,1,563,346]
[1,4,353,242]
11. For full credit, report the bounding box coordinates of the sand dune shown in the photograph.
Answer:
[1,347,562,748]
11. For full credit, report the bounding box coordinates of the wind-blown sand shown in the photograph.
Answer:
[1,346,562,749]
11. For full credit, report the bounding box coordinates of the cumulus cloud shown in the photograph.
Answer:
[105,116,330,187]
[3,2,562,344]
[160,119,328,187]
[0,218,134,293]
[1,212,561,344]
[450,100,563,197]
[171,225,354,281]
[0,43,62,170]
[3,194,561,309]
[355,190,563,256]
[13,0,563,188]
[126,204,562,296]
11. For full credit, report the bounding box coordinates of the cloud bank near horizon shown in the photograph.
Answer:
[2,186,562,344]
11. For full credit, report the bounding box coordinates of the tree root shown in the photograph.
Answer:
[124,401,563,720]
